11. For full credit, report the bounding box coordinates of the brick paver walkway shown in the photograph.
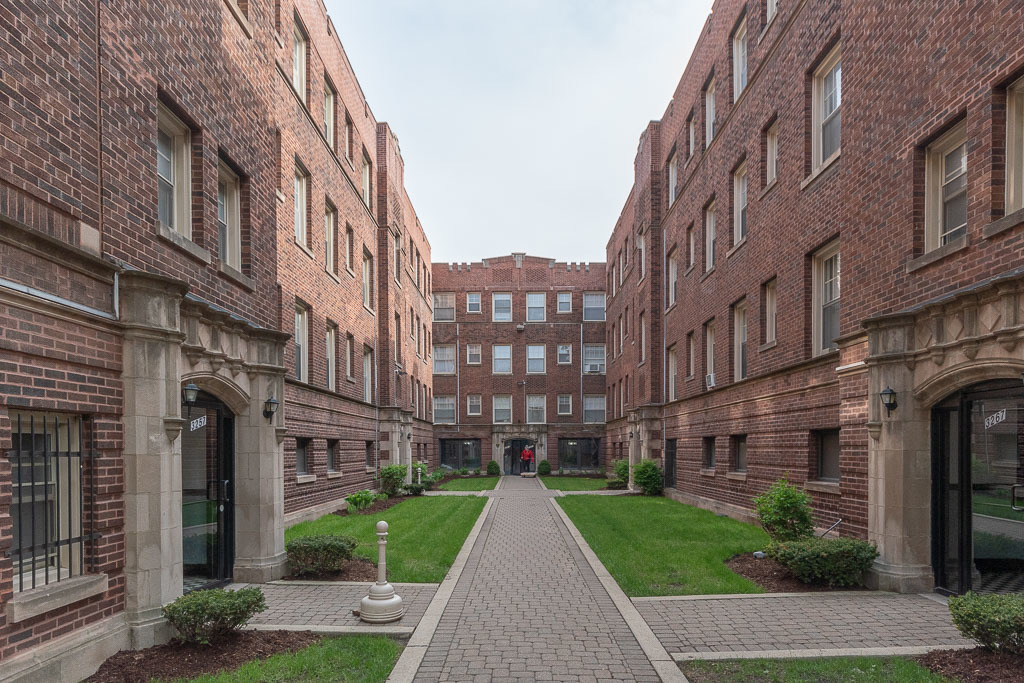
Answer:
[413,476,661,681]
[635,592,972,655]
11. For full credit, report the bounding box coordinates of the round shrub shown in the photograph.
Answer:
[380,464,407,497]
[286,534,358,576]
[162,586,267,645]
[632,459,664,496]
[767,537,879,587]
[486,460,500,475]
[537,459,552,475]
[403,483,425,496]
[753,477,815,542]
[612,458,630,484]
[346,489,376,511]
[950,592,1024,653]
[457,467,469,476]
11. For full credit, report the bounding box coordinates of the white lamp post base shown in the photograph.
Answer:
[357,521,405,623]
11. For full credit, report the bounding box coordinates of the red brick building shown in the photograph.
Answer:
[612,0,1024,595]
[431,255,607,473]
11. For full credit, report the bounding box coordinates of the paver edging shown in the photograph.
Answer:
[244,623,415,636]
[267,580,440,587]
[632,590,895,602]
[672,644,969,662]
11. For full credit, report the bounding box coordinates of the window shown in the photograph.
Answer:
[1008,78,1024,214]
[323,80,336,148]
[345,333,354,378]
[637,232,646,279]
[467,344,481,365]
[361,250,374,309]
[293,164,308,246]
[345,224,354,271]
[527,292,546,321]
[344,115,354,161]
[492,344,512,374]
[766,121,779,185]
[326,324,337,390]
[554,344,572,365]
[493,395,512,424]
[217,162,241,270]
[733,162,748,243]
[361,153,372,207]
[702,436,716,468]
[687,331,695,378]
[365,440,374,468]
[492,292,512,321]
[733,300,748,381]
[705,202,716,272]
[733,18,747,101]
[705,320,716,388]
[639,312,646,363]
[667,248,678,307]
[688,116,696,158]
[813,45,842,169]
[816,428,841,481]
[764,279,778,344]
[618,316,624,353]
[157,105,191,237]
[668,152,678,204]
[527,395,546,424]
[559,438,601,470]
[583,395,606,423]
[557,395,572,415]
[324,203,337,274]
[327,440,339,473]
[295,437,309,475]
[813,242,841,355]
[527,345,546,374]
[292,19,307,102]
[433,293,455,321]
[467,292,481,313]
[8,411,90,591]
[767,0,778,23]
[440,439,482,471]
[457,394,478,417]
[583,344,606,374]
[667,345,677,401]
[294,304,308,382]
[394,233,402,281]
[433,396,456,424]
[731,435,747,472]
[583,292,605,321]
[362,347,373,402]
[926,120,968,250]
[705,78,716,144]
[433,345,455,374]
[623,307,629,337]
[556,291,571,313]
[688,224,695,269]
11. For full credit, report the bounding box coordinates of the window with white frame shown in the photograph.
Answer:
[705,202,716,272]
[583,395,606,423]
[467,343,481,365]
[344,115,353,161]
[157,105,191,237]
[492,292,512,321]
[1008,78,1024,214]
[557,292,572,313]
[492,344,512,374]
[764,278,778,344]
[326,323,336,391]
[687,331,695,378]
[733,18,747,101]
[583,344,606,374]
[323,80,336,148]
[345,333,354,378]
[294,304,308,382]
[705,78,716,144]
[813,242,841,355]
[733,162,748,243]
[466,292,481,313]
[688,116,696,158]
[433,396,455,424]
[362,250,373,309]
[363,347,373,402]
[361,153,372,207]
[393,233,401,281]
[433,345,455,374]
[527,345,546,374]
[292,18,307,102]
[217,162,241,270]
[325,203,337,275]
[813,45,842,169]
[733,300,748,381]
[766,121,779,185]
[667,248,678,307]
[293,164,308,245]
[433,293,455,321]
[926,120,968,251]
[583,292,605,321]
[467,394,481,416]
[667,345,677,401]
[493,395,512,424]
[639,312,646,364]
[345,224,353,271]
[767,0,778,23]
[688,224,695,269]
[557,344,572,364]
[668,152,678,204]
[618,315,624,353]
[527,292,546,321]
[637,232,646,279]
[557,394,572,415]
[705,320,716,388]
[527,395,546,424]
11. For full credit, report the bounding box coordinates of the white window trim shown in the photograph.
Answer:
[324,204,337,274]
[667,249,678,308]
[583,344,606,374]
[466,292,482,313]
[526,344,546,374]
[526,395,546,425]
[812,44,842,172]
[765,279,778,344]
[362,348,373,402]
[433,292,456,321]
[294,305,308,382]
[766,122,779,185]
[293,165,308,246]
[688,117,696,159]
[667,346,677,401]
[687,332,695,379]
[326,325,336,391]
[767,0,778,23]
[925,119,968,252]
[706,321,716,385]
[492,292,513,322]
[217,161,241,270]
[732,18,747,102]
[323,82,335,148]
[733,301,747,381]
[557,292,572,313]
[466,344,481,365]
[493,395,512,424]
[583,395,606,424]
[583,292,606,321]
[1008,78,1024,214]
[812,241,841,356]
[432,344,456,375]
[733,162,747,244]
[526,292,546,322]
[467,394,482,416]
[557,394,572,415]
[705,202,716,272]
[639,313,646,364]
[668,153,678,205]
[433,396,456,424]
[557,344,572,365]
[157,105,192,238]
[705,79,716,145]
[492,344,512,375]
[292,20,307,103]
[361,251,373,310]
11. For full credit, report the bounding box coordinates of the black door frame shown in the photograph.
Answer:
[187,391,235,590]
[664,439,677,489]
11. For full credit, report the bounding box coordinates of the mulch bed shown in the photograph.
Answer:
[917,647,1024,682]
[333,495,405,516]
[86,630,321,683]
[726,553,866,593]
[281,556,378,582]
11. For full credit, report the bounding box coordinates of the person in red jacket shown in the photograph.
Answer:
[521,444,534,473]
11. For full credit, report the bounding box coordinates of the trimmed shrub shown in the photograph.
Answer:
[767,537,879,587]
[612,458,630,484]
[537,459,552,475]
[162,586,267,645]
[457,467,469,476]
[403,483,425,496]
[753,477,815,542]
[346,489,376,511]
[286,534,357,576]
[486,460,500,475]
[632,459,664,496]
[606,478,628,490]
[411,461,429,483]
[950,592,1024,653]
[380,464,407,497]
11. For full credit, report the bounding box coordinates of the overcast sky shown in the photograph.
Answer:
[325,0,708,265]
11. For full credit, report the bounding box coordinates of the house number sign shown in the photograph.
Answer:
[190,415,207,432]
[984,408,1007,430]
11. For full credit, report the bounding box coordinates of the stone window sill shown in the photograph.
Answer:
[326,471,343,479]
[982,207,1024,240]
[276,189,287,203]
[295,239,315,260]
[759,178,778,200]
[700,468,716,477]
[365,466,377,474]
[296,474,316,484]
[726,471,747,482]
[218,262,254,291]
[684,264,695,277]
[727,238,747,259]
[222,0,253,38]
[6,573,108,623]
[759,339,778,352]
[326,269,341,284]
[906,234,968,273]
[699,267,716,283]
[800,151,840,192]
[805,480,841,495]
[158,223,211,264]
[363,304,375,316]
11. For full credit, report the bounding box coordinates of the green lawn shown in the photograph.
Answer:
[557,496,768,596]
[540,475,608,491]
[680,656,947,682]
[438,476,499,491]
[175,635,400,682]
[973,492,1024,522]
[286,496,486,582]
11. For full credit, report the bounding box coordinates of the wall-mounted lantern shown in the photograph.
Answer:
[879,386,898,416]
[182,382,199,419]
[263,396,280,420]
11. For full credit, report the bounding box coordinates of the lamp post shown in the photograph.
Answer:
[357,521,404,623]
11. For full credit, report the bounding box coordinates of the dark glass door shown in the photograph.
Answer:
[181,393,234,593]
[665,439,677,489]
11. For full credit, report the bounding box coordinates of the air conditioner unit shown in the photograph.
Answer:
[516,324,526,332]
[705,372,716,388]
[585,364,605,374]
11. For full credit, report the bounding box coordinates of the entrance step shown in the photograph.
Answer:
[520,472,537,478]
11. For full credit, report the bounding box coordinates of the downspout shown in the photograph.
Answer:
[455,322,460,433]
[374,257,380,479]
